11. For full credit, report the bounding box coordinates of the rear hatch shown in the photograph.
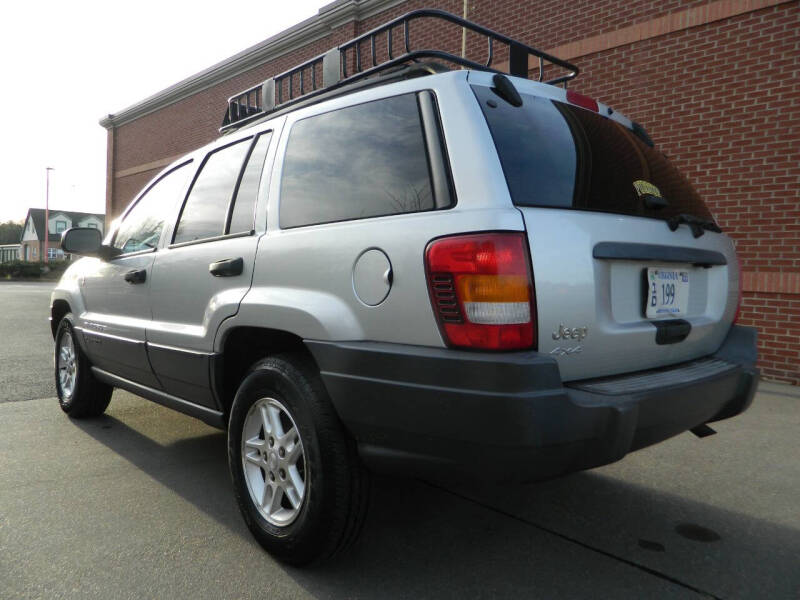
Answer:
[470,75,739,381]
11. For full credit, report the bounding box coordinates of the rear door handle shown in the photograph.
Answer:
[209,257,244,277]
[124,269,147,284]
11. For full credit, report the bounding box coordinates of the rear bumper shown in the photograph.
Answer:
[306,325,758,483]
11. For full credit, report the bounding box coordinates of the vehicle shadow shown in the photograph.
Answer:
[298,474,799,599]
[74,410,799,599]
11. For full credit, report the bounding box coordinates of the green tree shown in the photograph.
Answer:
[0,221,23,244]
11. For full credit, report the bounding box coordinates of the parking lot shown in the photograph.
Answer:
[1,281,798,599]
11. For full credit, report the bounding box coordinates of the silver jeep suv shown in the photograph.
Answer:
[51,10,758,565]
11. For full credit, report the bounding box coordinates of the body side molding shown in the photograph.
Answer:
[92,367,225,429]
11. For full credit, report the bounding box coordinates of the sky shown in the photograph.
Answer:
[0,0,326,223]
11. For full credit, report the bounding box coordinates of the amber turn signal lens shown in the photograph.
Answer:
[455,274,530,303]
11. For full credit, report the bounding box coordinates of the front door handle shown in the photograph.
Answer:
[209,257,244,277]
[124,269,147,284]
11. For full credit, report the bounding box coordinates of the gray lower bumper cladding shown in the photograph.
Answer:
[306,326,759,483]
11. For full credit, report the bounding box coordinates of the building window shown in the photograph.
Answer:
[32,246,37,257]
[55,220,67,233]
[47,247,61,260]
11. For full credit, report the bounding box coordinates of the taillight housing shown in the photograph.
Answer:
[425,232,537,350]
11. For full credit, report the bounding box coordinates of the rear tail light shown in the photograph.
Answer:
[425,232,536,350]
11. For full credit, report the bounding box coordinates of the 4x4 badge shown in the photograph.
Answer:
[550,345,583,356]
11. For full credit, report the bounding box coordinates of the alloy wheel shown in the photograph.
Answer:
[57,331,77,399]
[241,397,307,526]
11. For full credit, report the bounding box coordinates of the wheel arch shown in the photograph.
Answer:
[50,299,72,339]
[214,326,321,418]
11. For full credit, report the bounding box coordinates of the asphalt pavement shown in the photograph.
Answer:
[0,282,57,402]
[1,281,798,599]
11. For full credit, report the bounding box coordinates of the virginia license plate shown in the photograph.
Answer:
[646,267,689,318]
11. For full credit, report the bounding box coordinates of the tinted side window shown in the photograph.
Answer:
[229,132,272,234]
[280,94,434,228]
[113,163,192,254]
[173,139,251,244]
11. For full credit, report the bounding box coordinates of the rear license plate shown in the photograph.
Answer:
[646,267,689,318]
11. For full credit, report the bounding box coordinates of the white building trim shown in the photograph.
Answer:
[22,216,38,242]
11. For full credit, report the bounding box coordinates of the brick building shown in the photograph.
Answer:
[100,0,799,382]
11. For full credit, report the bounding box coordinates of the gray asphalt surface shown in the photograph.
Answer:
[0,282,57,402]
[1,282,798,599]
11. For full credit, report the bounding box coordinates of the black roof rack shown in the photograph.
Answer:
[220,8,578,132]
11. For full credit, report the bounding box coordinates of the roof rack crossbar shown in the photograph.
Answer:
[221,8,578,132]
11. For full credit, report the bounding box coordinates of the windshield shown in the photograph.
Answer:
[472,85,715,224]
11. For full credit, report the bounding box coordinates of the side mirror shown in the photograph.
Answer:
[61,228,120,259]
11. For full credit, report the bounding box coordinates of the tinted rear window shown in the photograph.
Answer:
[279,94,435,228]
[472,85,714,223]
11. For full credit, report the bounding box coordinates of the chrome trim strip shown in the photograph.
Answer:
[167,229,254,250]
[80,328,144,346]
[146,341,216,357]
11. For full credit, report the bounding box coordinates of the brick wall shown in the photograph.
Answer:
[105,0,800,383]
[738,292,800,379]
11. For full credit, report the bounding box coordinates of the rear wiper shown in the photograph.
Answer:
[666,214,722,238]
[642,193,668,210]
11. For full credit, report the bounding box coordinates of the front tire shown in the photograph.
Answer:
[54,314,112,418]
[228,353,369,565]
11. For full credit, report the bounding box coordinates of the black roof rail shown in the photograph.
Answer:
[220,8,578,132]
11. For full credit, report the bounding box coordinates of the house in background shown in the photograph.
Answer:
[20,208,104,262]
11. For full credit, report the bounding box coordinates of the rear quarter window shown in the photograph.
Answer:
[279,93,437,228]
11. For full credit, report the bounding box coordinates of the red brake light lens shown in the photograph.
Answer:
[566,90,599,112]
[425,232,536,350]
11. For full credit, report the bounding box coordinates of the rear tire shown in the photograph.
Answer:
[227,353,369,566]
[54,314,112,418]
